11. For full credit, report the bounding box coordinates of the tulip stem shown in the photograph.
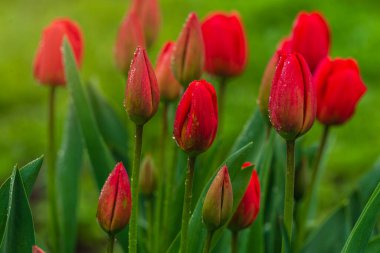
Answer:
[218,77,227,135]
[107,234,115,253]
[146,199,154,253]
[129,124,144,253]
[203,231,214,253]
[47,86,59,251]
[179,156,196,253]
[283,140,295,252]
[231,231,238,253]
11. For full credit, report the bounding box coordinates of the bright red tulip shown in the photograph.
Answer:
[32,246,45,253]
[97,162,132,234]
[155,42,182,101]
[228,163,260,231]
[201,12,248,78]
[173,80,218,156]
[33,18,83,86]
[124,47,160,125]
[269,53,316,141]
[290,11,330,73]
[314,57,367,125]
[114,11,145,76]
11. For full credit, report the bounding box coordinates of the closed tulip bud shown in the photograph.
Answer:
[314,57,366,125]
[291,11,330,73]
[269,53,316,141]
[97,162,132,235]
[228,163,260,231]
[33,18,83,86]
[155,42,182,101]
[114,12,145,76]
[172,12,205,86]
[173,80,218,156]
[124,47,160,125]
[139,155,156,196]
[32,246,45,253]
[201,11,248,78]
[202,165,233,231]
[130,0,160,48]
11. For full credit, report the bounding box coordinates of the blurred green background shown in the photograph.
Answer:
[0,0,379,251]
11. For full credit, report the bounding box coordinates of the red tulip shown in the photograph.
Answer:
[114,12,145,76]
[173,80,218,156]
[32,246,45,253]
[97,162,132,234]
[290,11,330,73]
[314,57,367,125]
[201,11,248,78]
[155,42,182,102]
[228,163,260,231]
[33,18,83,86]
[124,47,160,125]
[172,12,205,86]
[269,53,316,141]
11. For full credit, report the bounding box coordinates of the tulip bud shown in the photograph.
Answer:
[33,18,83,86]
[32,246,45,253]
[228,163,260,231]
[269,53,316,141]
[290,11,330,73]
[173,80,218,156]
[124,47,160,125]
[155,42,182,102]
[314,57,366,125]
[139,155,157,196]
[97,162,132,234]
[202,165,233,231]
[130,0,160,48]
[172,12,205,86]
[114,12,145,76]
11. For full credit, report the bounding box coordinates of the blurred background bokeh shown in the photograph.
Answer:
[0,0,379,251]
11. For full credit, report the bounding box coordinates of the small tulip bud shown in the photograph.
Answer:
[172,12,205,86]
[269,53,316,141]
[32,246,45,253]
[124,47,160,125]
[202,165,233,231]
[314,57,366,125]
[173,80,218,156]
[139,155,157,196]
[33,18,83,86]
[290,11,330,73]
[155,42,183,102]
[97,162,132,234]
[201,12,248,78]
[114,12,145,76]
[228,163,260,231]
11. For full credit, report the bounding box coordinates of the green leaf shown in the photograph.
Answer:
[0,169,35,252]
[56,104,84,253]
[366,235,380,253]
[341,182,380,253]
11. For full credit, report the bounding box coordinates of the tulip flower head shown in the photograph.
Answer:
[97,162,132,235]
[173,80,218,156]
[314,57,367,125]
[33,18,83,86]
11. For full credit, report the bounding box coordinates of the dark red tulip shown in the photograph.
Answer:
[173,80,218,156]
[228,163,260,231]
[269,53,316,141]
[97,162,132,234]
[201,11,248,78]
[314,57,367,125]
[33,18,83,86]
[124,47,160,125]
[290,11,330,73]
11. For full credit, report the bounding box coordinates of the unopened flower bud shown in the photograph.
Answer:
[139,155,156,196]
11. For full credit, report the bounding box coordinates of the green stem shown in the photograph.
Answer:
[231,231,238,253]
[146,199,153,253]
[203,231,214,253]
[179,156,196,253]
[107,234,115,253]
[218,78,227,135]
[282,140,295,252]
[129,124,144,253]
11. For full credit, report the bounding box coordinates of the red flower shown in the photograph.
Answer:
[173,80,218,156]
[201,11,248,78]
[124,47,160,125]
[97,162,132,234]
[155,42,182,101]
[33,18,83,86]
[269,53,316,141]
[290,11,330,73]
[228,163,260,231]
[314,57,367,125]
[32,246,45,253]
